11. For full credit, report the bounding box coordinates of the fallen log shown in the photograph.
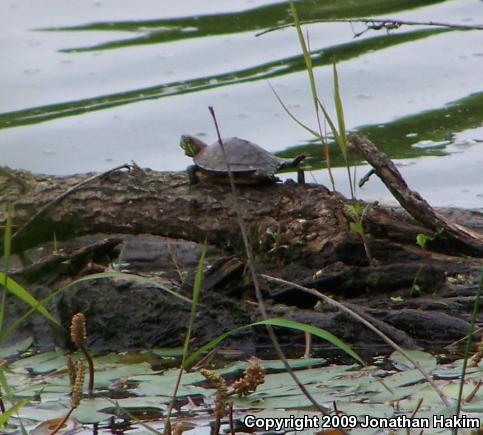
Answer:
[0,166,371,263]
[3,161,478,267]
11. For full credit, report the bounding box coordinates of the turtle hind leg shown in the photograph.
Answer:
[187,164,200,185]
[279,155,306,184]
[279,155,306,170]
[297,168,305,185]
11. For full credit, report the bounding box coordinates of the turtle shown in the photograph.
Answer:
[180,135,306,185]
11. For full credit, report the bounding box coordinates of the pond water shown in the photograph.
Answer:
[1,0,482,207]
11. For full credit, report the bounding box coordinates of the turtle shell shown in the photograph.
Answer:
[194,137,282,179]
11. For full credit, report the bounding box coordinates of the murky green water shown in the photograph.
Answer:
[0,0,482,207]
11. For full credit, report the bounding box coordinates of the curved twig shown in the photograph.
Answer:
[256,18,483,37]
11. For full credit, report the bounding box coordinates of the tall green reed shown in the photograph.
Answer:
[281,1,355,198]
[288,0,335,191]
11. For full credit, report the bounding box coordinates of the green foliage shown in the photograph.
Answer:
[345,201,372,262]
[0,270,191,344]
[0,273,60,327]
[349,222,364,237]
[416,233,430,250]
[0,206,60,335]
[0,399,28,427]
[416,229,443,250]
[0,364,29,427]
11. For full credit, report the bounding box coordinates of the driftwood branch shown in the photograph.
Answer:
[350,134,483,257]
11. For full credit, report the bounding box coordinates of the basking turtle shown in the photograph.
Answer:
[180,135,305,185]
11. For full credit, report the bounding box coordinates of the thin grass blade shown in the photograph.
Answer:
[288,0,336,189]
[252,318,364,364]
[332,59,355,197]
[317,98,341,144]
[67,271,192,304]
[0,399,28,426]
[0,369,29,427]
[185,317,363,368]
[0,272,59,326]
[184,330,232,369]
[289,0,318,110]
[182,242,206,365]
[269,83,319,138]
[2,204,12,265]
[332,59,348,161]
[0,269,192,343]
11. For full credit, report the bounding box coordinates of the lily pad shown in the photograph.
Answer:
[366,383,427,403]
[389,350,437,371]
[94,361,154,387]
[151,347,184,358]
[335,401,394,418]
[0,337,33,359]
[10,351,67,374]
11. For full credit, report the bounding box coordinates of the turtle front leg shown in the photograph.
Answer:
[187,164,200,185]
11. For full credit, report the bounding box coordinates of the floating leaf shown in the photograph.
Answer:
[11,351,67,374]
[0,336,33,358]
[389,349,437,371]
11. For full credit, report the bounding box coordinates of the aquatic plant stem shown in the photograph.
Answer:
[453,270,482,435]
[262,274,452,409]
[48,407,74,435]
[208,106,329,414]
[164,244,206,434]
[78,343,94,397]
[70,313,94,397]
[163,367,184,435]
[229,402,235,435]
[0,204,13,335]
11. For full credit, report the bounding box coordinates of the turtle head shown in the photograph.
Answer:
[180,135,207,158]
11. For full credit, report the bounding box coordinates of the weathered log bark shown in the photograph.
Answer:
[0,166,408,264]
[3,163,477,268]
